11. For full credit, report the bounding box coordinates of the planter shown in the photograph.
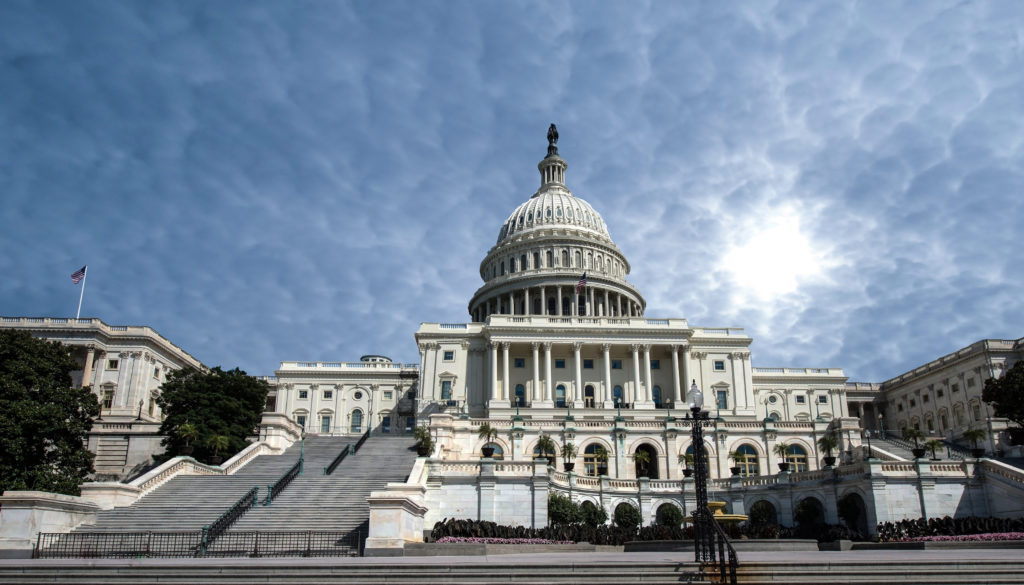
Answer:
[179,445,194,456]
[481,446,495,458]
[682,468,693,478]
[823,456,836,467]
[777,462,790,472]
[971,448,985,458]
[417,444,431,456]
[597,466,608,476]
[563,462,575,472]
[912,448,926,459]
[209,455,223,465]
[730,466,741,476]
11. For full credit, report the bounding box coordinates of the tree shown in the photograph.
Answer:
[548,493,582,525]
[961,428,986,450]
[477,422,498,443]
[902,427,924,448]
[632,449,651,477]
[816,432,839,458]
[613,502,642,531]
[983,361,1024,437]
[0,330,99,495]
[923,439,944,460]
[156,367,268,464]
[535,434,556,464]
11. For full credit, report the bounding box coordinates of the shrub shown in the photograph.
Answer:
[657,505,684,528]
[580,501,608,527]
[548,493,582,526]
[613,503,642,532]
[876,516,1024,542]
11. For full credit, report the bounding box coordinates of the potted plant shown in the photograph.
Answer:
[817,432,839,467]
[413,425,433,457]
[206,434,229,465]
[961,429,986,458]
[478,423,499,458]
[903,428,926,458]
[678,452,694,478]
[773,442,791,472]
[535,434,557,465]
[923,438,944,461]
[595,445,609,476]
[178,422,199,456]
[562,441,578,472]
[632,449,651,478]
[728,450,744,476]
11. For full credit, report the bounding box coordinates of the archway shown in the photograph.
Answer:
[655,503,683,527]
[633,443,659,479]
[584,385,595,408]
[838,492,868,536]
[748,500,777,526]
[794,496,825,527]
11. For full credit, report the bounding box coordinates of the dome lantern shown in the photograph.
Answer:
[537,123,567,189]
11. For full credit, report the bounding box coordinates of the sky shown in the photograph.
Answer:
[1,1,1022,383]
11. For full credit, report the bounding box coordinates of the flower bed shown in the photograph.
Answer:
[436,537,574,545]
[903,532,1024,543]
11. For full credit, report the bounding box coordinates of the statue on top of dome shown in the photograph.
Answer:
[546,123,559,157]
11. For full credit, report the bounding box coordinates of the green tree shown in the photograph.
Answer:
[156,367,268,464]
[816,432,839,458]
[548,493,582,525]
[983,361,1024,438]
[613,502,642,531]
[0,330,99,495]
[632,449,651,476]
[580,500,608,527]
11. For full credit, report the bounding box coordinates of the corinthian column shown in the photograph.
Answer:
[532,342,541,404]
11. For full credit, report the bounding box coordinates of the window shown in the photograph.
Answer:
[898,403,904,412]
[483,443,504,460]
[584,385,595,408]
[321,415,331,433]
[785,445,808,473]
[406,417,415,431]
[514,358,525,368]
[555,384,566,408]
[515,384,526,406]
[102,389,114,409]
[736,444,759,477]
[382,416,391,433]
[296,414,306,428]
[107,359,119,370]
[716,390,728,410]
[967,378,976,388]
[583,359,594,369]
[153,367,160,379]
[561,250,568,266]
[583,444,607,476]
[612,360,622,369]
[937,389,944,398]
[533,252,539,268]
[500,261,505,275]
[818,395,828,404]
[510,258,516,273]
[926,418,934,432]
[952,383,960,393]
[768,395,778,404]
[299,390,308,399]
[909,398,916,408]
[441,380,452,400]
[796,395,806,404]
[923,394,930,403]
[383,391,393,400]
[651,360,660,369]
[973,404,982,421]
[555,359,565,369]
[323,390,333,399]
[613,385,624,404]
[354,391,363,400]
[350,410,363,433]
[443,351,455,361]
[652,385,662,408]
[713,360,725,371]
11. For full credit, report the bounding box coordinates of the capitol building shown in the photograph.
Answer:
[2,127,1022,542]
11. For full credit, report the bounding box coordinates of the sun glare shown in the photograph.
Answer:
[723,211,824,299]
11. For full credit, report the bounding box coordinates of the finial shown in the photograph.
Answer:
[546,123,559,157]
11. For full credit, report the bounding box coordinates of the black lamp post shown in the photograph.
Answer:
[687,380,713,563]
[863,428,873,460]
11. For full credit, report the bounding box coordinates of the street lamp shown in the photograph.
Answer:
[878,413,885,440]
[687,380,712,564]
[863,427,874,460]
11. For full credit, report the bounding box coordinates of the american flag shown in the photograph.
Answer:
[575,272,587,295]
[70,265,87,284]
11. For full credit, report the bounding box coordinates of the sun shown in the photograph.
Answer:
[722,210,825,299]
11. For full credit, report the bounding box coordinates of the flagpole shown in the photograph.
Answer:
[76,268,87,319]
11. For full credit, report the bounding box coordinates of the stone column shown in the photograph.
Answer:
[602,344,613,408]
[541,342,553,407]
[641,345,653,408]
[524,288,530,316]
[508,293,514,315]
[81,346,96,389]
[502,343,510,403]
[556,286,563,316]
[604,289,610,318]
[540,286,546,315]
[532,342,541,404]
[670,344,681,405]
[631,344,642,407]
[572,342,583,407]
[489,343,499,404]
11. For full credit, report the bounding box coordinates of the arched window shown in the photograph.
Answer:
[521,254,527,270]
[584,444,608,477]
[548,297,557,315]
[652,385,663,408]
[510,258,516,273]
[515,384,526,407]
[562,296,571,315]
[587,252,593,269]
[685,444,710,469]
[533,444,558,461]
[500,261,505,276]
[584,385,595,408]
[533,252,540,269]
[561,250,568,266]
[482,443,504,460]
[546,250,553,267]
[736,444,759,477]
[613,385,624,405]
[786,445,808,473]
[555,384,566,408]
[350,409,363,434]
[575,251,582,267]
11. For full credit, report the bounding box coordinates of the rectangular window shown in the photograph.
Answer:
[795,395,806,404]
[107,359,119,370]
[583,359,594,369]
[716,390,727,410]
[296,415,306,428]
[321,416,331,433]
[952,383,960,393]
[299,390,308,399]
[102,389,114,409]
[898,403,904,412]
[383,391,393,400]
[382,416,391,433]
[650,360,660,369]
[514,358,525,368]
[555,359,566,369]
[818,395,828,404]
[973,404,981,420]
[909,398,916,407]
[611,360,622,369]
[323,390,333,400]
[443,351,455,361]
[967,378,976,388]
[937,389,944,398]
[153,367,160,379]
[922,394,929,403]
[713,360,725,371]
[441,380,452,400]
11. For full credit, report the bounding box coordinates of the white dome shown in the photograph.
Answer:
[496,190,611,245]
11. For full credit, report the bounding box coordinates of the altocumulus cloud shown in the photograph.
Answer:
[0,1,1021,381]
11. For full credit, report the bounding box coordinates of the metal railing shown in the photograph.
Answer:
[34,530,362,559]
[264,457,302,505]
[353,429,371,453]
[696,505,738,585]
[323,445,350,475]
[202,486,259,552]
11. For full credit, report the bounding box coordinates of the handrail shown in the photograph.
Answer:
[941,439,971,459]
[323,445,350,475]
[696,504,738,585]
[264,457,302,505]
[353,429,371,453]
[201,486,258,554]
